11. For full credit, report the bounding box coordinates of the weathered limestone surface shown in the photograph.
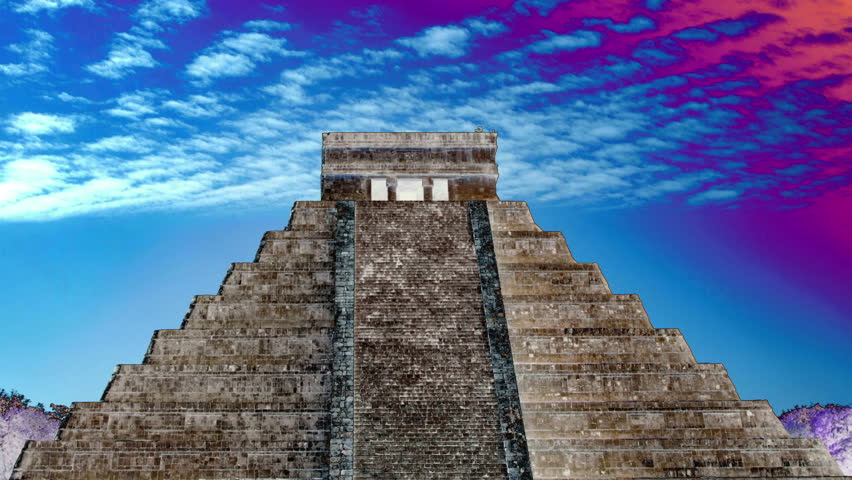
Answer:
[488,200,846,479]
[12,201,339,480]
[353,201,508,478]
[321,132,499,201]
[12,132,847,480]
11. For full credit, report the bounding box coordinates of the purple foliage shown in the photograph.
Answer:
[0,390,67,480]
[0,408,61,479]
[780,404,852,475]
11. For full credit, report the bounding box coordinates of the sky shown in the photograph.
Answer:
[0,0,849,413]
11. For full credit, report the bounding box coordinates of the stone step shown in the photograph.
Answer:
[505,292,642,302]
[517,363,739,403]
[485,201,541,231]
[61,428,327,442]
[144,327,332,365]
[143,327,331,365]
[535,477,849,480]
[222,269,332,287]
[191,294,332,305]
[102,367,329,402]
[506,298,652,329]
[527,437,843,479]
[69,401,328,414]
[183,302,334,328]
[524,401,789,440]
[255,238,333,258]
[16,447,328,475]
[493,231,575,262]
[262,230,334,240]
[13,467,327,480]
[217,284,334,296]
[229,261,334,272]
[153,327,332,338]
[510,328,695,364]
[256,252,333,263]
[64,409,327,433]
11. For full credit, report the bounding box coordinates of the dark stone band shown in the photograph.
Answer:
[329,200,356,480]
[468,200,534,480]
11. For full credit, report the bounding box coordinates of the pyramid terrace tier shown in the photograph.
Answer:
[12,197,847,480]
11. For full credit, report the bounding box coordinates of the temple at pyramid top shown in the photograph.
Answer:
[321,131,499,201]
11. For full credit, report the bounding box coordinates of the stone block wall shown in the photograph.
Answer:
[488,200,845,479]
[12,201,340,480]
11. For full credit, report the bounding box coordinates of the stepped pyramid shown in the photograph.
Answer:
[13,132,846,479]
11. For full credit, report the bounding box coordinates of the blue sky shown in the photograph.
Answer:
[0,0,850,412]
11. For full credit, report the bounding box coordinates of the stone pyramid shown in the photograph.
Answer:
[12,132,846,479]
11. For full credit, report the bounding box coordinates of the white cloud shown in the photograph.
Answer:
[263,82,310,104]
[528,30,602,53]
[0,29,53,76]
[86,42,159,79]
[186,32,303,84]
[397,25,471,58]
[514,0,568,16]
[634,170,721,199]
[7,113,75,136]
[135,0,205,30]
[186,53,254,81]
[464,18,507,37]
[53,92,94,103]
[85,135,154,153]
[244,19,291,31]
[14,0,93,13]
[688,188,740,205]
[219,32,291,60]
[0,157,65,204]
[86,0,204,79]
[162,94,233,117]
[105,91,161,118]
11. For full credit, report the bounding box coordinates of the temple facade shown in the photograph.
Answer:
[12,132,846,479]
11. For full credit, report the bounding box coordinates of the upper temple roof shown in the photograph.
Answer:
[320,132,499,201]
[322,131,497,148]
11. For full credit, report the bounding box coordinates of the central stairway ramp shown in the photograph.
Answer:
[352,201,510,479]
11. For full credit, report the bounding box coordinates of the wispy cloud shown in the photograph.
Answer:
[86,33,162,79]
[186,32,304,85]
[1,1,848,221]
[86,0,206,79]
[13,0,93,14]
[105,90,162,119]
[464,18,508,37]
[397,25,471,58]
[135,0,206,30]
[514,0,568,16]
[0,29,53,76]
[6,113,75,136]
[688,188,740,205]
[527,30,602,53]
[162,94,234,117]
[243,19,292,32]
[585,15,656,34]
